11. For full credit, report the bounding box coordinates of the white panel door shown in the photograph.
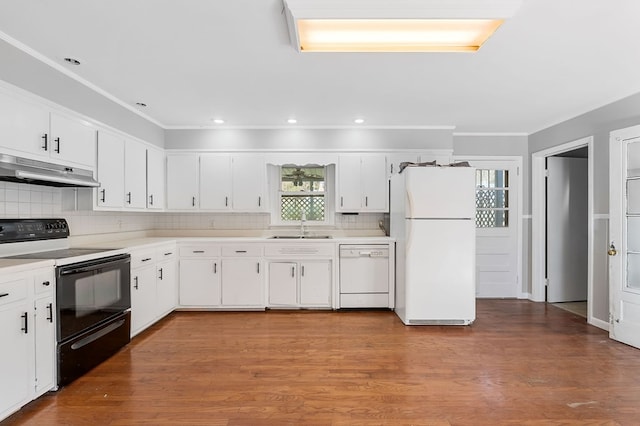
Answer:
[299,261,332,306]
[268,262,298,306]
[337,155,362,211]
[609,125,640,349]
[146,147,165,209]
[96,131,124,208]
[0,90,50,159]
[49,112,96,167]
[546,157,588,303]
[231,155,265,211]
[360,155,388,211]
[166,154,199,210]
[404,167,475,219]
[221,258,263,306]
[200,154,232,210]
[179,259,220,306]
[124,140,147,209]
[466,160,520,298]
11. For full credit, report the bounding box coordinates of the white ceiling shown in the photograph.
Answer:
[0,0,639,134]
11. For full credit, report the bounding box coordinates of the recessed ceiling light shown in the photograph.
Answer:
[213,119,225,124]
[135,102,147,107]
[354,118,365,124]
[63,57,81,65]
[287,118,298,124]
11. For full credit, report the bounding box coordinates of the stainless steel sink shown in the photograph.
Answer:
[269,235,332,239]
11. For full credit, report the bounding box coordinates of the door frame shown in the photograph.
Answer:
[452,155,524,298]
[531,136,597,325]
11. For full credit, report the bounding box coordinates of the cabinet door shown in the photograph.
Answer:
[300,261,332,306]
[387,153,419,178]
[0,90,50,159]
[166,154,199,210]
[156,259,177,317]
[96,131,124,208]
[124,140,147,209]
[337,155,362,211]
[268,262,298,306]
[146,147,165,209]
[360,155,388,212]
[49,112,96,167]
[232,155,266,211]
[200,154,232,210]
[179,259,220,306]
[0,302,31,419]
[34,296,55,396]
[131,266,157,336]
[221,258,264,306]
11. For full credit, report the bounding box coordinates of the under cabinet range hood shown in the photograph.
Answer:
[0,154,100,188]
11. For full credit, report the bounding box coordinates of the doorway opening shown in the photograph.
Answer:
[531,137,595,324]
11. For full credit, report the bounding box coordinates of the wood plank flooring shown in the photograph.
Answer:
[4,300,640,425]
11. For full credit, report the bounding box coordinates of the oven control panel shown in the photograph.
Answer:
[0,218,69,243]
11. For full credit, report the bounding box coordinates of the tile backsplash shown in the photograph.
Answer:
[0,182,383,236]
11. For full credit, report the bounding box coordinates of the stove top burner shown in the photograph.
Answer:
[7,248,115,260]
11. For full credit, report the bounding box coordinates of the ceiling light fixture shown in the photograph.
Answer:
[354,118,365,124]
[213,119,225,124]
[283,0,521,52]
[287,118,298,124]
[63,57,81,65]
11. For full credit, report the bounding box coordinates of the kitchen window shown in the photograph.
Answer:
[271,165,334,225]
[476,169,509,228]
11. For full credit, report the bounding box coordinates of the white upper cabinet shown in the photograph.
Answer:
[0,90,96,168]
[147,147,165,210]
[49,112,96,167]
[166,154,199,210]
[200,154,232,210]
[96,131,125,209]
[124,140,147,209]
[337,154,388,212]
[0,90,50,158]
[232,155,266,212]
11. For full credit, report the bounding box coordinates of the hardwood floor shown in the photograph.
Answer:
[4,300,640,425]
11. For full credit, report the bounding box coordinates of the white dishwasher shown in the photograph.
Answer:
[339,244,390,308]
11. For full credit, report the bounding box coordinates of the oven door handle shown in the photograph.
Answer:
[59,256,130,276]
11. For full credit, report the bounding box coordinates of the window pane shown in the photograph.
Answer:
[281,195,325,221]
[476,209,509,228]
[476,189,509,209]
[281,167,325,192]
[476,169,508,188]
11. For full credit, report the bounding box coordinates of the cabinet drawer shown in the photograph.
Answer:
[33,270,54,295]
[264,243,334,257]
[131,250,157,269]
[156,246,177,261]
[179,245,221,257]
[0,277,28,307]
[221,245,263,257]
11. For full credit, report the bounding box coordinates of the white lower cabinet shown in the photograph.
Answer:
[130,244,177,337]
[269,260,332,308]
[0,266,56,423]
[179,258,221,306]
[266,243,334,309]
[221,245,264,307]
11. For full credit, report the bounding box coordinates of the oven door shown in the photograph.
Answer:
[56,254,131,342]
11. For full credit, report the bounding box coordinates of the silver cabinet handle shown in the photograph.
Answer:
[100,189,106,203]
[258,196,261,207]
[192,196,196,207]
[213,262,217,274]
[301,265,305,277]
[133,276,139,289]
[225,196,228,207]
[149,194,154,206]
[257,263,260,274]
[126,192,132,204]
[158,268,163,280]
[365,196,368,207]
[291,266,295,277]
[341,196,343,207]
[41,133,48,151]
[54,137,60,153]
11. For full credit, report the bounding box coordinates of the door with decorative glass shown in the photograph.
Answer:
[461,159,519,298]
[609,124,640,349]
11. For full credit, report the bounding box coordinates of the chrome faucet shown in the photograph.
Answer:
[300,211,306,236]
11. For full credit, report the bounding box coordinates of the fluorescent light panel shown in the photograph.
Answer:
[284,0,521,53]
[297,18,503,52]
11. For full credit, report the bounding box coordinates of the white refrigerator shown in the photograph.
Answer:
[391,166,476,325]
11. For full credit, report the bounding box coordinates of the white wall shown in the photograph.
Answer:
[529,92,640,324]
[165,128,453,151]
[0,38,164,148]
